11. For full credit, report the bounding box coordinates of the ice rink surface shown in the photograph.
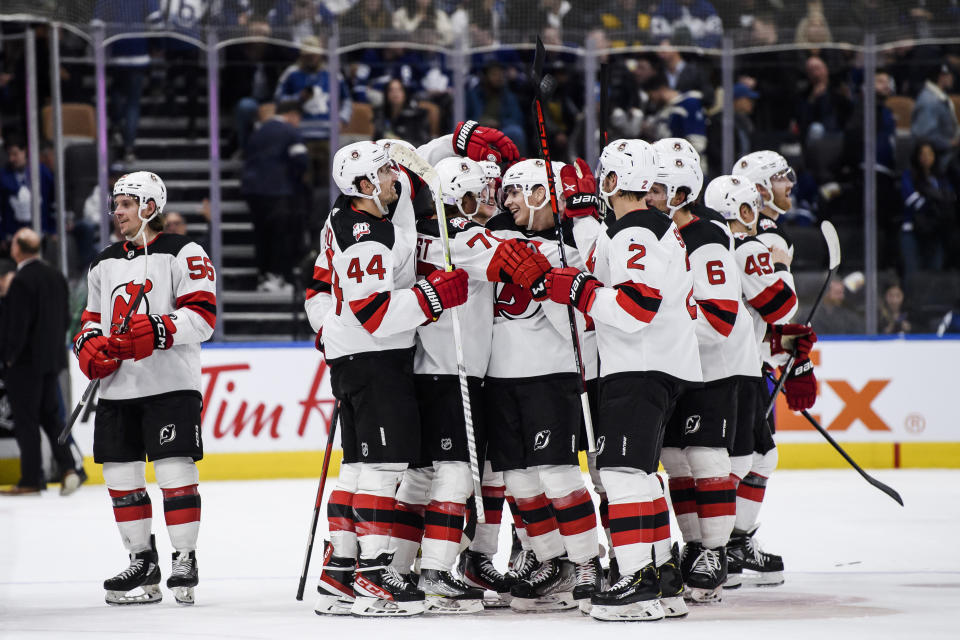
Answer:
[2,469,958,639]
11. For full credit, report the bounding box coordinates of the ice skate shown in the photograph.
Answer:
[315,542,355,616]
[685,546,726,604]
[657,545,688,618]
[572,556,602,614]
[458,549,514,608]
[509,557,577,612]
[679,540,702,585]
[351,552,425,617]
[505,548,538,584]
[419,568,484,614]
[726,525,784,588]
[589,563,664,621]
[104,535,162,606]
[167,550,198,605]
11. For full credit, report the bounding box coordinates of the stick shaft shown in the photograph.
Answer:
[296,400,340,600]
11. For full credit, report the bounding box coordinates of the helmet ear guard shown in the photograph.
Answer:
[704,175,763,230]
[112,171,167,224]
[333,141,395,215]
[732,150,795,215]
[502,159,551,230]
[598,138,659,208]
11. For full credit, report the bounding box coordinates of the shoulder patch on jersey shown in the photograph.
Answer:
[606,207,672,240]
[416,216,482,238]
[330,206,395,250]
[758,217,777,231]
[679,216,730,254]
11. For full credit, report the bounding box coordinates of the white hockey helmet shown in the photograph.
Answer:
[435,156,487,219]
[652,140,703,215]
[477,160,501,207]
[333,141,396,213]
[598,138,659,208]
[478,160,501,181]
[704,175,764,230]
[113,171,167,222]
[502,158,551,230]
[377,138,415,154]
[654,137,700,161]
[731,150,796,215]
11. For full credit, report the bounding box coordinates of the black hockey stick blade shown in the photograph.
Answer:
[599,62,611,148]
[533,37,545,90]
[764,372,903,506]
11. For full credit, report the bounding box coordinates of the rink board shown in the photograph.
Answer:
[2,337,956,484]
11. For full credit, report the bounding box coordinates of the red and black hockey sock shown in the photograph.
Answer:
[694,476,737,549]
[514,493,564,560]
[327,489,357,557]
[420,500,466,571]
[109,487,152,553]
[598,493,615,557]
[388,501,425,573]
[608,499,670,573]
[161,484,201,552]
[469,484,504,555]
[354,493,397,560]
[668,476,700,544]
[505,493,531,549]
[650,496,673,566]
[551,488,599,563]
[734,472,767,533]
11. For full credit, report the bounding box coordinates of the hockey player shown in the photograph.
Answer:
[544,139,701,621]
[74,171,214,606]
[309,141,470,617]
[729,151,816,586]
[704,174,817,588]
[480,158,602,613]
[647,146,759,604]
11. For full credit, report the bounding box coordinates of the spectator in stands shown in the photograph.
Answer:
[340,0,391,38]
[223,19,292,158]
[466,61,527,155]
[392,0,458,46]
[643,74,707,156]
[600,0,652,47]
[148,0,207,140]
[374,78,431,148]
[900,140,955,276]
[657,39,715,110]
[737,11,800,137]
[241,100,308,294]
[650,0,723,50]
[797,55,853,144]
[911,62,959,164]
[0,135,54,246]
[817,279,865,334]
[879,282,912,335]
[270,0,337,45]
[163,211,188,236]
[93,0,152,163]
[275,35,351,206]
[794,2,833,47]
[707,82,757,175]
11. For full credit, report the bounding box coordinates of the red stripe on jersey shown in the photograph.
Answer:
[176,290,217,328]
[349,291,391,334]
[698,298,738,337]
[614,280,662,324]
[80,310,101,326]
[313,264,332,284]
[747,279,797,324]
[306,264,334,300]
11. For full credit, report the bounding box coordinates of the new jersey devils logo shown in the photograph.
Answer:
[533,429,551,451]
[494,283,539,320]
[110,280,153,333]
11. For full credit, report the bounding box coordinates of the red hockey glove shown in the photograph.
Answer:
[782,358,817,411]
[769,323,818,358]
[452,120,520,165]
[489,239,552,290]
[545,267,601,313]
[560,158,600,219]
[73,329,120,380]
[106,314,177,361]
[414,268,469,321]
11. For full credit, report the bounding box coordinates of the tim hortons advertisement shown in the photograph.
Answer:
[67,339,956,456]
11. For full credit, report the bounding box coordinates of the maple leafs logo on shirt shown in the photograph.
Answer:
[352,222,371,241]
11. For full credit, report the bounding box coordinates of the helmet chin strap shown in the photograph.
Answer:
[523,191,549,231]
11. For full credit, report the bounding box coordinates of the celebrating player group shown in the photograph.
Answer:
[300,119,818,620]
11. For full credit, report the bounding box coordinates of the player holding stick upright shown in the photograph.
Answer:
[74,172,216,606]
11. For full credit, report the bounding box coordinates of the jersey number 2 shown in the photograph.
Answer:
[626,244,646,270]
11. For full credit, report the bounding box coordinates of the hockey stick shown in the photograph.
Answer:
[763,371,903,506]
[764,220,841,418]
[58,227,151,445]
[296,399,341,600]
[596,61,610,219]
[532,37,597,452]
[387,143,486,524]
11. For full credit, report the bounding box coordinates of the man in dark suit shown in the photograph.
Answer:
[0,228,85,496]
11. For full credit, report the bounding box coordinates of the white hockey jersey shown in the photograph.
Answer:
[80,233,216,401]
[317,168,432,361]
[414,216,495,378]
[734,234,799,350]
[677,215,759,381]
[586,207,701,382]
[483,215,591,380]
